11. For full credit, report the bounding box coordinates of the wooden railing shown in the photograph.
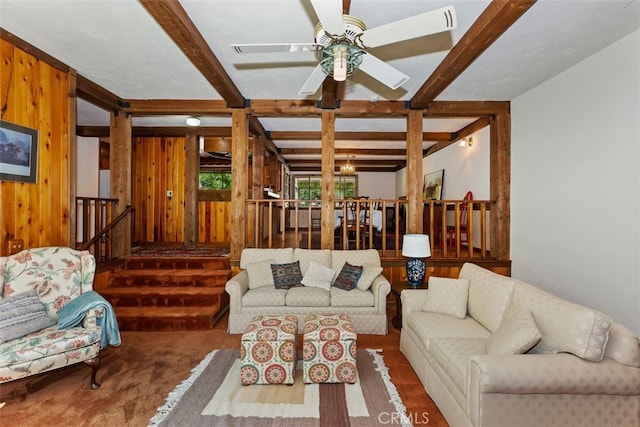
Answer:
[76,197,134,262]
[245,198,495,259]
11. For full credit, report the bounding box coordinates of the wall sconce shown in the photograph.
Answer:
[458,137,473,148]
[186,116,201,127]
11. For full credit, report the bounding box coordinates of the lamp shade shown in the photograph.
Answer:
[402,234,431,258]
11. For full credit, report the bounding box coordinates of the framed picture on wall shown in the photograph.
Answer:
[423,169,444,200]
[0,120,39,183]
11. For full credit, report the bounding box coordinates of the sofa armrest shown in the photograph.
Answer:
[401,289,428,314]
[370,275,391,314]
[225,270,249,313]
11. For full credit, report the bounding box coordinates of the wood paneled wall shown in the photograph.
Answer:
[0,40,72,254]
[132,136,186,243]
[132,135,232,244]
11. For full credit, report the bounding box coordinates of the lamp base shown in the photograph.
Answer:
[406,258,426,287]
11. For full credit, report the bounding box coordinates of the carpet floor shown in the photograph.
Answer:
[0,314,448,426]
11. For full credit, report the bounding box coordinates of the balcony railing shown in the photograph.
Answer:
[245,198,495,259]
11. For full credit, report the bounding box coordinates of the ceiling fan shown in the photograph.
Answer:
[231,0,457,95]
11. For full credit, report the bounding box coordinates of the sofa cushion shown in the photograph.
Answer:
[485,308,542,355]
[459,263,515,333]
[242,287,287,307]
[240,248,293,269]
[333,262,363,291]
[285,287,330,307]
[331,249,380,271]
[330,287,374,307]
[421,277,469,319]
[0,290,56,343]
[430,337,487,395]
[301,260,336,291]
[0,325,100,368]
[406,311,491,352]
[294,248,331,275]
[604,322,640,368]
[506,280,612,362]
[356,263,383,291]
[245,259,275,289]
[271,261,303,290]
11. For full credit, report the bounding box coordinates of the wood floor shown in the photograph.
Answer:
[0,305,448,427]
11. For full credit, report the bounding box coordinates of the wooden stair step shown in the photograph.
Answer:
[109,269,231,287]
[125,256,230,270]
[114,306,223,331]
[101,286,226,307]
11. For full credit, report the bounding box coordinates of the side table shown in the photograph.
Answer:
[390,281,427,329]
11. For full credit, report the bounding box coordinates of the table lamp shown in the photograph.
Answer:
[401,234,431,287]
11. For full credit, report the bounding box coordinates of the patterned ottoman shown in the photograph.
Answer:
[240,314,298,385]
[303,314,358,384]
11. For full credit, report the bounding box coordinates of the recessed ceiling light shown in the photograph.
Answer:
[186,116,201,127]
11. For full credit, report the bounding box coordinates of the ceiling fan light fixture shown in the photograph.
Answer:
[320,42,363,81]
[186,116,201,127]
[333,45,348,81]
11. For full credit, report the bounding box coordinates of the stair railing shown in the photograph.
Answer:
[76,197,135,262]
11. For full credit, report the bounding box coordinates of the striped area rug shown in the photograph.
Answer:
[149,349,411,426]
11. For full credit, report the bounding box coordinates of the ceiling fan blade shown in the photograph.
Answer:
[310,0,345,36]
[299,64,327,95]
[232,43,321,53]
[359,6,457,48]
[358,53,409,90]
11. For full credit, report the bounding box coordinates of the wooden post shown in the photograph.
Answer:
[67,68,78,247]
[184,134,199,247]
[490,111,511,260]
[406,110,424,234]
[320,110,335,249]
[110,111,132,257]
[230,109,248,261]
[248,135,264,246]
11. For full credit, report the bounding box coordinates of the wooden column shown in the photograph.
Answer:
[248,135,264,246]
[110,111,132,257]
[230,109,248,261]
[184,134,199,247]
[67,68,78,246]
[490,111,511,260]
[406,110,424,234]
[320,110,335,249]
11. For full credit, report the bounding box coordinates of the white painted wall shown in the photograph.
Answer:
[76,136,99,197]
[358,171,396,199]
[512,30,640,334]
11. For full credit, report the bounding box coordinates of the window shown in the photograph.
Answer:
[199,172,232,190]
[294,175,357,206]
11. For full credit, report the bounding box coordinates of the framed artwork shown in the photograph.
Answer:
[0,120,39,183]
[423,169,444,200]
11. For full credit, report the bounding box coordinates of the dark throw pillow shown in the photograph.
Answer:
[271,260,303,290]
[333,262,364,291]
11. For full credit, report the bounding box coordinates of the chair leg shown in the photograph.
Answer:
[85,356,101,390]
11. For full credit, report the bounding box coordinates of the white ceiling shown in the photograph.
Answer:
[1,0,639,165]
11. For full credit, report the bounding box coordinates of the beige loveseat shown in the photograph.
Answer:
[225,248,390,335]
[400,262,640,427]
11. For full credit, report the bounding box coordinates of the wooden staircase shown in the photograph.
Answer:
[102,256,231,331]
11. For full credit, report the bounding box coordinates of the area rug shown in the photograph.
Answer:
[149,349,411,427]
[130,245,230,257]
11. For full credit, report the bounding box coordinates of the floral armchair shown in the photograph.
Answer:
[0,247,102,389]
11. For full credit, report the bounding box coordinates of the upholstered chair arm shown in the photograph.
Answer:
[225,270,249,313]
[401,289,428,314]
[370,275,391,314]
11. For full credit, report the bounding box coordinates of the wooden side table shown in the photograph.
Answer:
[390,280,427,329]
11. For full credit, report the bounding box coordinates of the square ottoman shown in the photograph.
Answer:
[240,314,298,385]
[303,313,358,383]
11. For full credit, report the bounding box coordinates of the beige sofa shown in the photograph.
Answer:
[225,248,390,335]
[400,262,640,427]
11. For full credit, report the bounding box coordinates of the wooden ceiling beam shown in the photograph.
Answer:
[281,148,407,156]
[76,125,233,138]
[424,117,491,156]
[139,0,245,108]
[76,74,123,112]
[123,99,230,115]
[271,131,452,141]
[288,159,404,166]
[412,0,537,108]
[289,165,400,173]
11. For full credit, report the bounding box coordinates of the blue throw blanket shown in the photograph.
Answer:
[57,290,121,349]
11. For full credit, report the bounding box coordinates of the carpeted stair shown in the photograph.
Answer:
[103,256,231,331]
